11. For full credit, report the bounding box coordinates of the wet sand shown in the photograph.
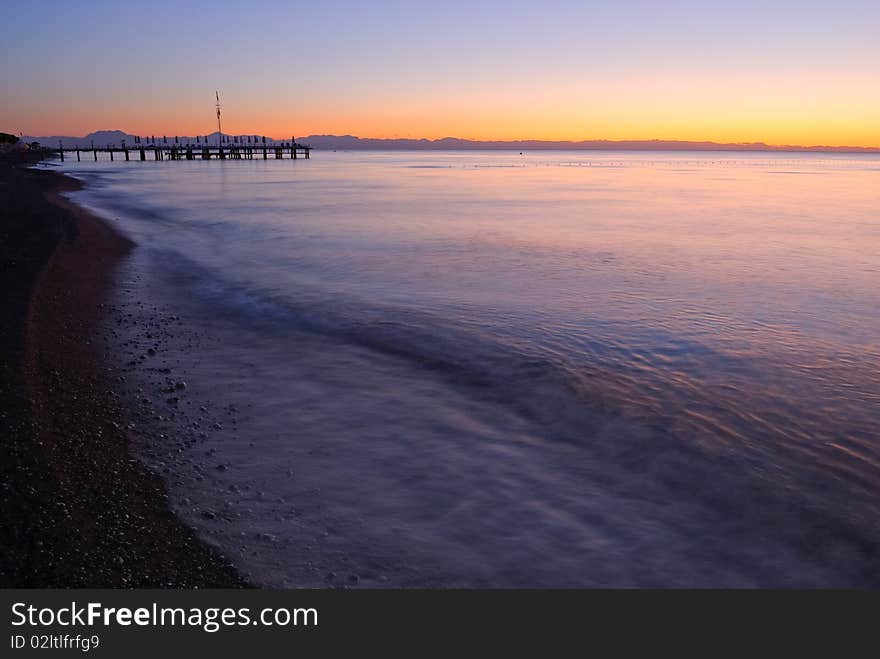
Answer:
[0,158,244,587]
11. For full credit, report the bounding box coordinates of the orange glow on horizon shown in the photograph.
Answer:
[8,67,880,149]
[17,115,880,149]
[17,77,879,149]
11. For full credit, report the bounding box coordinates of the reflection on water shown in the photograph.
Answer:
[59,151,880,586]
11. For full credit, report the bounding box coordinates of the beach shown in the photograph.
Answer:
[0,159,242,587]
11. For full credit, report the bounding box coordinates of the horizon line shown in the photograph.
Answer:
[17,130,880,154]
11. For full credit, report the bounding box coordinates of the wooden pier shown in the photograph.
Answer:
[55,140,311,163]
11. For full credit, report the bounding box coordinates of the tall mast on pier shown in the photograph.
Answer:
[215,91,222,145]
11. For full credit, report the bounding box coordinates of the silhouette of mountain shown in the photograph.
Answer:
[300,135,880,153]
[18,131,880,153]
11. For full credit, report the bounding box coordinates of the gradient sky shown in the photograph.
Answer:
[2,0,879,145]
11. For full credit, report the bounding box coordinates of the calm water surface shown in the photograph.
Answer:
[57,151,880,586]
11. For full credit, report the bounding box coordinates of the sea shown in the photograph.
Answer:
[52,150,880,587]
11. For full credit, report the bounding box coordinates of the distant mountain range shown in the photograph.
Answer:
[18,130,880,153]
[301,135,880,153]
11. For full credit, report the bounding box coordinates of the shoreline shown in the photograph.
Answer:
[0,158,245,587]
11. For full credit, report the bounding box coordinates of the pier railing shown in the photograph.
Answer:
[55,142,310,162]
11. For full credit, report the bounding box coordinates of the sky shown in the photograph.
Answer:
[2,0,879,146]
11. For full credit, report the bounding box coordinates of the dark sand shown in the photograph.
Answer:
[0,157,244,587]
